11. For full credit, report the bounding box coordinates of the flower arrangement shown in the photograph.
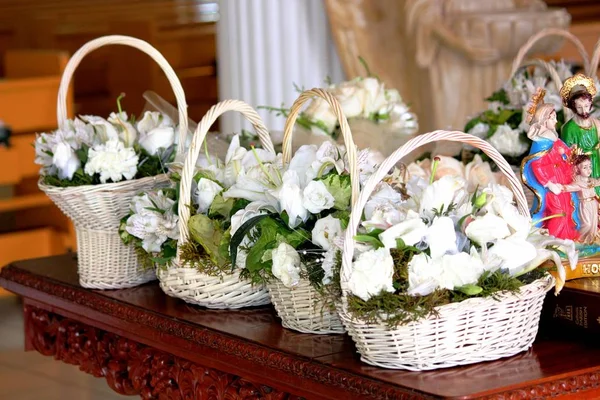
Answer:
[119,134,265,275]
[229,140,381,293]
[262,61,418,140]
[35,95,180,187]
[344,159,578,327]
[464,60,600,164]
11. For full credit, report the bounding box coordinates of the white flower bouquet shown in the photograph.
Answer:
[230,89,382,333]
[262,61,418,149]
[157,99,277,309]
[337,131,578,371]
[36,35,189,289]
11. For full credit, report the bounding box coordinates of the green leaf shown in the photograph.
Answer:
[354,234,384,249]
[75,144,89,164]
[229,214,270,268]
[485,88,510,105]
[209,193,234,220]
[331,210,350,229]
[188,213,229,266]
[319,173,352,210]
[230,198,251,218]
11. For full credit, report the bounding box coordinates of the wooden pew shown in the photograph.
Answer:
[0,50,75,271]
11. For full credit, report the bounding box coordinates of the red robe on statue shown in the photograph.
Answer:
[529,140,579,240]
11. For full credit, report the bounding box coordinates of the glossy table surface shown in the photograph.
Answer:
[2,254,600,399]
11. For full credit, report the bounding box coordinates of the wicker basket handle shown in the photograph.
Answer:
[340,131,529,298]
[282,88,359,207]
[177,99,275,243]
[587,38,600,76]
[510,28,589,76]
[56,35,189,157]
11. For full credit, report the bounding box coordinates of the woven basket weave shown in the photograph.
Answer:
[158,99,275,309]
[339,130,554,370]
[265,88,360,334]
[38,35,189,289]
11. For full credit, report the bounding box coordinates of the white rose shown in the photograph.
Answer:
[108,112,137,147]
[379,210,427,249]
[465,214,511,245]
[312,215,343,250]
[195,178,223,214]
[467,122,490,139]
[406,159,431,181]
[465,154,496,192]
[303,181,335,214]
[487,124,529,157]
[425,216,457,259]
[303,97,338,136]
[407,253,441,296]
[436,252,485,290]
[139,127,175,156]
[357,77,387,116]
[84,139,138,183]
[332,82,364,118]
[347,248,395,301]
[434,156,465,180]
[52,141,81,180]
[271,243,302,287]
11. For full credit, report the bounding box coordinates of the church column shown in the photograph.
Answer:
[216,0,345,134]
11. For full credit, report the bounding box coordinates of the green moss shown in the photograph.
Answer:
[179,240,231,277]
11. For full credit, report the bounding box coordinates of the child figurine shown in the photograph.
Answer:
[560,152,600,244]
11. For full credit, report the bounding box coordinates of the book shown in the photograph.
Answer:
[540,278,600,340]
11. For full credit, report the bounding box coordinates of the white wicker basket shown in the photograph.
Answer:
[339,130,554,370]
[158,99,275,309]
[265,88,360,334]
[38,35,189,289]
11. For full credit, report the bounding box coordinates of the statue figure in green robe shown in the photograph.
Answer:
[560,73,600,196]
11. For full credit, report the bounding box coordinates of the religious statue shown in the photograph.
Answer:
[559,152,600,244]
[521,85,600,282]
[522,89,579,241]
[560,74,600,196]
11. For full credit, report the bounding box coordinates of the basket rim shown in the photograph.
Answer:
[38,173,170,195]
[339,274,554,326]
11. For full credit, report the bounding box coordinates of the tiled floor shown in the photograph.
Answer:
[0,294,129,399]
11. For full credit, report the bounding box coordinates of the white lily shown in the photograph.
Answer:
[379,210,427,248]
[465,214,511,245]
[425,216,457,259]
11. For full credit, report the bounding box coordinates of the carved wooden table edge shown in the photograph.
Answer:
[0,264,431,400]
[4,263,600,400]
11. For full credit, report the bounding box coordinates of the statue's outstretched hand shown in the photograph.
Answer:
[546,181,562,195]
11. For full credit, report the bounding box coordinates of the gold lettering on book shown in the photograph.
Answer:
[574,307,588,328]
[554,305,573,320]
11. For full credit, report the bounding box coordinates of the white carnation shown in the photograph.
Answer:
[271,243,301,287]
[85,139,138,183]
[347,248,395,301]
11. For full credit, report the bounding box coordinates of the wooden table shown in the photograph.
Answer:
[2,255,600,399]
